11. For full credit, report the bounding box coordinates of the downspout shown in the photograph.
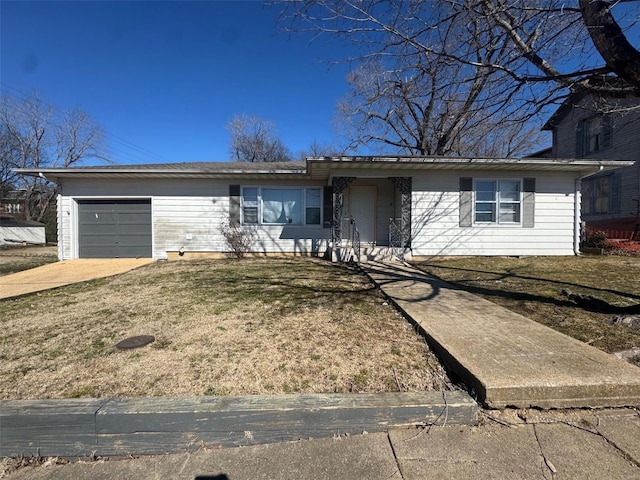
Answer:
[574,176,581,256]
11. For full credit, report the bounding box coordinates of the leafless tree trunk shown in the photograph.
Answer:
[579,0,640,91]
[0,93,106,222]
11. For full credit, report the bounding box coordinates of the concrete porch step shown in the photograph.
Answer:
[329,244,410,263]
[360,246,409,263]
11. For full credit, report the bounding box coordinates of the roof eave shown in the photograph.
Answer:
[307,157,634,178]
[14,168,310,182]
[14,157,633,184]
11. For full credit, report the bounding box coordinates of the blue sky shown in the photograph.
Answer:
[3,2,638,165]
[1,1,353,164]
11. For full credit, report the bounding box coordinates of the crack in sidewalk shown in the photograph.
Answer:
[557,417,640,469]
[532,424,555,479]
[386,433,405,479]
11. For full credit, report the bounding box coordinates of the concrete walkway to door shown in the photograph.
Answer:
[362,261,640,409]
[0,258,155,299]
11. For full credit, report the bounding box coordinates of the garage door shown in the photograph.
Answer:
[78,199,152,258]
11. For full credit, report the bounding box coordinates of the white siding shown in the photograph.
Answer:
[58,177,331,259]
[0,226,45,246]
[152,193,228,258]
[411,171,578,256]
[245,225,330,255]
[57,195,73,260]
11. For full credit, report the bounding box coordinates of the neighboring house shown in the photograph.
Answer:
[16,157,629,260]
[0,216,46,246]
[0,190,26,217]
[542,94,640,232]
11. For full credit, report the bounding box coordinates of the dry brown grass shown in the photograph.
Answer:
[0,257,453,399]
[0,245,58,276]
[415,255,640,355]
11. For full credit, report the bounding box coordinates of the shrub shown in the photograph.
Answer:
[583,231,608,249]
[220,222,254,258]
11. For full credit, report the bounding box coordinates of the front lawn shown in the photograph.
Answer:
[415,255,640,356]
[0,258,453,399]
[0,245,58,276]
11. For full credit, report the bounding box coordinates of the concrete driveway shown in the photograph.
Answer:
[0,258,155,299]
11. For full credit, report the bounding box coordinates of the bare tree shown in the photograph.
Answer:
[279,1,640,155]
[227,114,292,162]
[296,139,347,160]
[1,126,20,197]
[335,56,547,156]
[0,93,106,221]
[463,123,547,158]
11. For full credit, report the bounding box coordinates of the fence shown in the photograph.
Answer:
[585,226,640,242]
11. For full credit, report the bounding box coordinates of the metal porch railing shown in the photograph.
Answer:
[389,217,406,261]
[351,217,361,264]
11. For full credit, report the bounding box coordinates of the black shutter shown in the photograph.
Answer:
[522,178,535,228]
[229,184,241,226]
[459,177,473,227]
[322,186,333,228]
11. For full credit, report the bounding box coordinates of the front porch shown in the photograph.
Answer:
[328,176,412,263]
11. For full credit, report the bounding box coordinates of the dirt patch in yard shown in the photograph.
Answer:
[415,256,640,359]
[0,258,454,399]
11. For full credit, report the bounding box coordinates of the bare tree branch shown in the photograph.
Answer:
[278,0,640,156]
[0,92,107,222]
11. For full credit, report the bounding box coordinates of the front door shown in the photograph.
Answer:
[349,186,376,243]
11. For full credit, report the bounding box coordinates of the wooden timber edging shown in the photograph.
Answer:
[0,392,477,458]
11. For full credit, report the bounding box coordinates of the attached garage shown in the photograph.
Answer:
[77,199,152,258]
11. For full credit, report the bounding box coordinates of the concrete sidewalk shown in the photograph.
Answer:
[0,258,154,299]
[363,261,640,409]
[5,408,640,479]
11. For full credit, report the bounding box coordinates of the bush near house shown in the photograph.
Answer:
[583,228,640,255]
